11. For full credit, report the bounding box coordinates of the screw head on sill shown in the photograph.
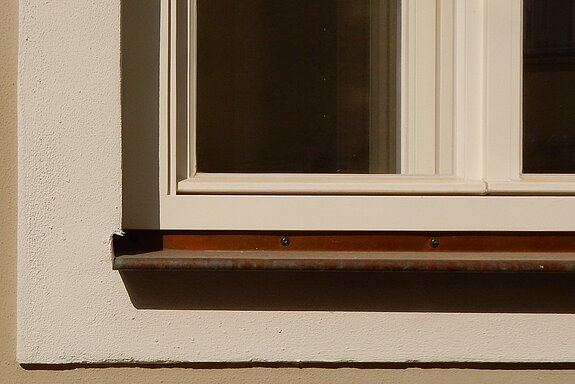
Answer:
[280,236,290,247]
[429,237,440,248]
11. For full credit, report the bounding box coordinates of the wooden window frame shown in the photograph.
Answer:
[152,0,575,232]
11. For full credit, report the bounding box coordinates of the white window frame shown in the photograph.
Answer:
[484,0,575,193]
[157,0,575,231]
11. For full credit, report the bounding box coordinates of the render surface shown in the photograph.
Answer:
[6,0,575,382]
[14,0,575,368]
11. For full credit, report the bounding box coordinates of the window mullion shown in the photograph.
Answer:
[484,0,522,186]
[437,0,454,175]
[453,0,485,184]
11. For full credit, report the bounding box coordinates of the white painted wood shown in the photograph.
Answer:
[453,0,484,182]
[161,194,575,231]
[159,0,575,231]
[489,175,575,194]
[188,0,197,177]
[437,0,454,175]
[483,0,575,192]
[178,174,485,195]
[169,0,178,194]
[484,0,522,183]
[159,0,170,196]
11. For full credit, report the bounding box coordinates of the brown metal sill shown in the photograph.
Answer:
[113,249,575,272]
[113,231,575,272]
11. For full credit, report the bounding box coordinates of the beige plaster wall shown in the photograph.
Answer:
[3,0,575,381]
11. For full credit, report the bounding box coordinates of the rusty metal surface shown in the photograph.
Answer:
[113,231,575,272]
[113,251,575,272]
[162,231,575,252]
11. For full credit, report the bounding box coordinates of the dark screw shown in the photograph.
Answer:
[429,237,440,248]
[280,236,290,247]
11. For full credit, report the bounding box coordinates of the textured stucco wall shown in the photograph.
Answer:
[15,0,575,365]
[5,0,575,382]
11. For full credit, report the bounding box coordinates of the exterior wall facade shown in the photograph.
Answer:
[4,0,575,382]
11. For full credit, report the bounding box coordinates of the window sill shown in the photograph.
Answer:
[113,249,575,272]
[113,231,575,273]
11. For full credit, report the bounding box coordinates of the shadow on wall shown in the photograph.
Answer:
[121,0,161,228]
[119,2,575,315]
[120,270,575,313]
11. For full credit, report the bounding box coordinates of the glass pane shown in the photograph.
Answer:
[196,0,400,173]
[523,0,575,173]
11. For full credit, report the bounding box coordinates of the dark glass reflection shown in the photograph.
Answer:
[196,0,399,173]
[523,0,575,173]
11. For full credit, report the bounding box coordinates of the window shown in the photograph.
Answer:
[155,0,575,231]
[195,0,401,175]
[523,0,575,173]
[485,0,575,193]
